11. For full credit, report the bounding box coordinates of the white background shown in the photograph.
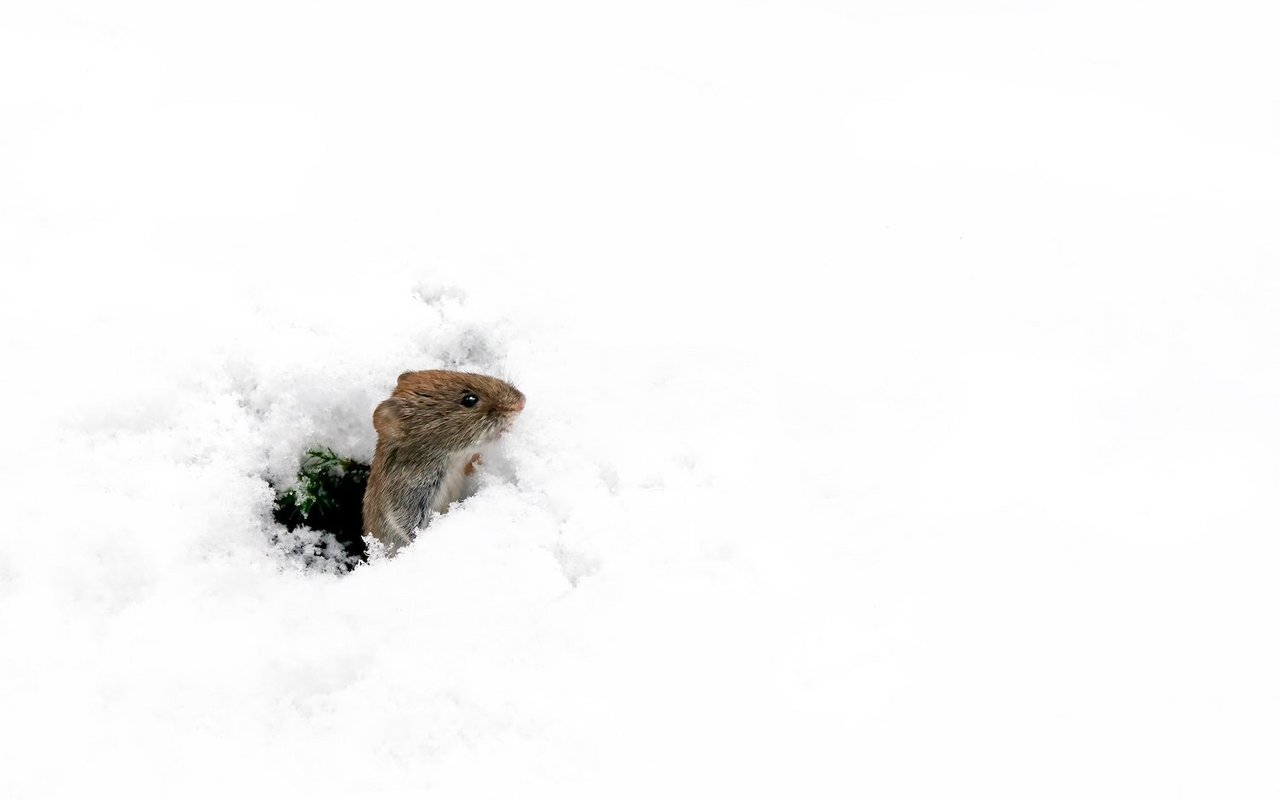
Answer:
[2,1,1278,797]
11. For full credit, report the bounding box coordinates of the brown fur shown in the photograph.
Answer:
[362,370,525,553]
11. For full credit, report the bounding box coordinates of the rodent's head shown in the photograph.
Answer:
[372,370,526,454]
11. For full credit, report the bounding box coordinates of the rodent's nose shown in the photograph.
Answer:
[510,394,526,413]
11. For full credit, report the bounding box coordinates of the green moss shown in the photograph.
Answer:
[273,447,371,562]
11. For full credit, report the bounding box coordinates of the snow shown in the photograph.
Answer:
[2,0,1279,796]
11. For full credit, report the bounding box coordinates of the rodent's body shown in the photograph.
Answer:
[362,370,525,553]
[362,447,472,549]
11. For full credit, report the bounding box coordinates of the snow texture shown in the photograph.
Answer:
[2,1,1279,797]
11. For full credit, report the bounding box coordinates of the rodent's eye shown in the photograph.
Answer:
[460,393,480,408]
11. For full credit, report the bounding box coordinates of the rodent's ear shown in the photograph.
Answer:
[372,398,407,438]
[396,371,421,387]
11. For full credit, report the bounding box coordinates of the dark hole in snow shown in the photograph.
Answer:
[272,447,370,569]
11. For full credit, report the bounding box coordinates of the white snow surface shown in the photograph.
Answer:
[2,1,1279,797]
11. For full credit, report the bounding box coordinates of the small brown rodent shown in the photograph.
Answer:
[362,370,526,553]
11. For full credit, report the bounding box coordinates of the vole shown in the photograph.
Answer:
[362,370,526,554]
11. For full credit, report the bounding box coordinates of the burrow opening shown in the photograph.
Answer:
[271,448,371,568]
